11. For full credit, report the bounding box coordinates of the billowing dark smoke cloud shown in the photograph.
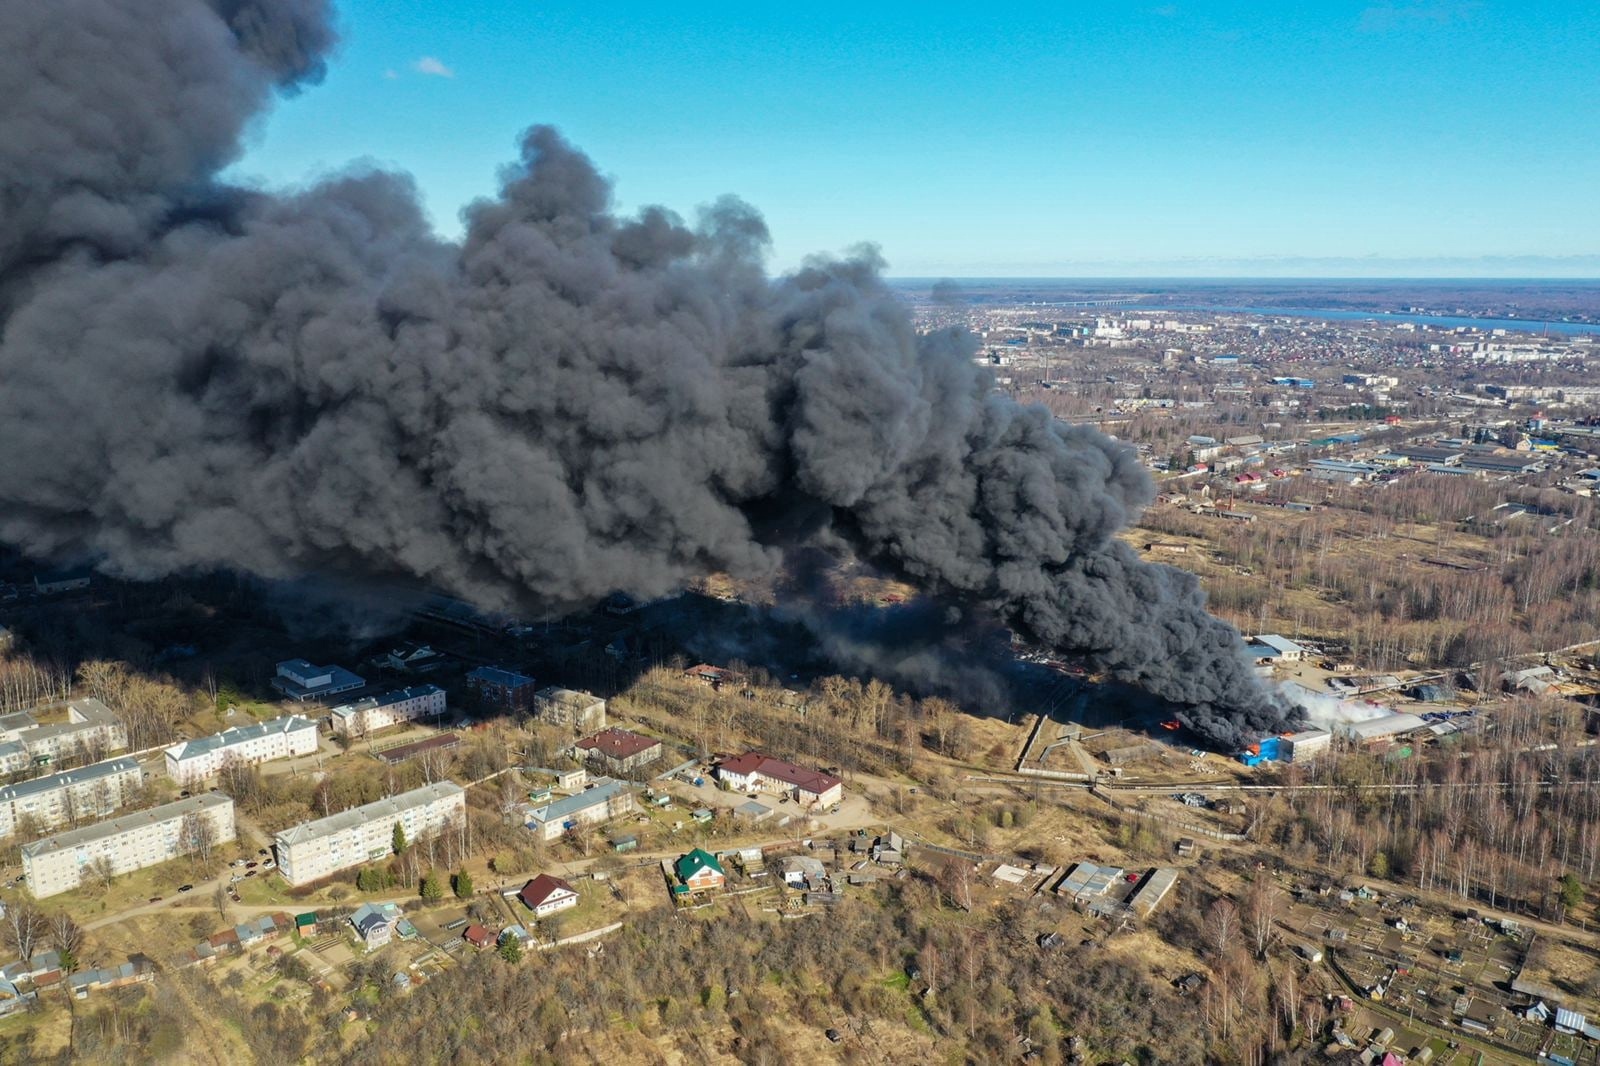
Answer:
[0,0,1299,748]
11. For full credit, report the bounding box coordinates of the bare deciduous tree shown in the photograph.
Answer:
[1203,897,1240,960]
[2,901,47,962]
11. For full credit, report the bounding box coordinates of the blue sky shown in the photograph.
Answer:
[231,1,1600,277]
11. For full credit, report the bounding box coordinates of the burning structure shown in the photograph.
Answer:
[0,0,1297,748]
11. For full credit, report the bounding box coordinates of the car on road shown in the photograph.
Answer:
[148,896,163,904]
[178,884,194,892]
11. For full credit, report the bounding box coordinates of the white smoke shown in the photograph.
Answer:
[1281,683,1389,730]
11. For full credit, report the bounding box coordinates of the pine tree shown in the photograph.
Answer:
[421,871,444,902]
[392,822,408,855]
[452,869,474,899]
[498,936,523,964]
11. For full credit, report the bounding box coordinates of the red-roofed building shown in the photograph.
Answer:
[518,874,579,918]
[573,727,664,773]
[463,924,497,950]
[716,751,843,807]
[684,664,743,688]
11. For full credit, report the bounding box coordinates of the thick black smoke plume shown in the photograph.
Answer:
[0,0,1299,748]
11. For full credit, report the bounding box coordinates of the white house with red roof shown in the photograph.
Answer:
[716,751,843,807]
[517,874,579,918]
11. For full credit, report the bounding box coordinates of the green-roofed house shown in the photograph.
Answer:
[294,913,318,936]
[674,848,725,893]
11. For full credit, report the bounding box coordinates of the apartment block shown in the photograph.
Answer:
[531,686,607,733]
[164,716,319,785]
[273,782,465,887]
[0,698,127,767]
[21,794,236,899]
[0,756,143,838]
[328,685,446,737]
[465,666,537,711]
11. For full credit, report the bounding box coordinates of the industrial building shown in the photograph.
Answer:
[0,756,143,838]
[21,794,236,899]
[271,660,365,703]
[1248,634,1306,661]
[522,777,636,841]
[164,715,318,784]
[1127,868,1180,918]
[328,685,446,736]
[1337,713,1428,744]
[716,751,844,807]
[532,686,607,732]
[1280,729,1333,762]
[273,782,465,887]
[1055,862,1124,905]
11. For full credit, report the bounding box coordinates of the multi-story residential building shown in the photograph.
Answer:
[716,752,844,808]
[270,660,365,703]
[328,685,446,737]
[163,716,319,785]
[531,686,606,733]
[0,756,143,838]
[0,698,127,768]
[465,666,538,711]
[572,728,663,774]
[522,777,635,841]
[0,742,31,776]
[21,794,236,899]
[273,782,465,887]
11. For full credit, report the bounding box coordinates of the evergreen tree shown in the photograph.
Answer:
[392,822,408,855]
[498,936,523,964]
[452,869,475,899]
[421,871,444,902]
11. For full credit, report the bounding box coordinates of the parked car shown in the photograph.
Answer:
[148,896,163,904]
[178,884,194,892]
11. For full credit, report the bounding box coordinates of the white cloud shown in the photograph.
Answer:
[412,56,454,78]
[383,68,399,80]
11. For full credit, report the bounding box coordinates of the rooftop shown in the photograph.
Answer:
[525,778,629,824]
[274,782,463,847]
[21,793,232,859]
[0,756,140,804]
[518,873,576,909]
[166,716,314,763]
[329,685,443,722]
[465,666,535,688]
[575,727,660,760]
[718,752,842,796]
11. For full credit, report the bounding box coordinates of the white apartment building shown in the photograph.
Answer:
[0,756,143,839]
[163,716,319,785]
[0,698,127,767]
[21,794,236,899]
[328,685,446,737]
[273,782,465,886]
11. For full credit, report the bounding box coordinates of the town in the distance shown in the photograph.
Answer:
[1,285,1599,1064]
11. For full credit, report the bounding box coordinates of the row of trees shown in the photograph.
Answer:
[1251,714,1600,919]
[1144,472,1600,668]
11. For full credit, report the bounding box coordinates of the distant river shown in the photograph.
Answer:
[1137,304,1600,337]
